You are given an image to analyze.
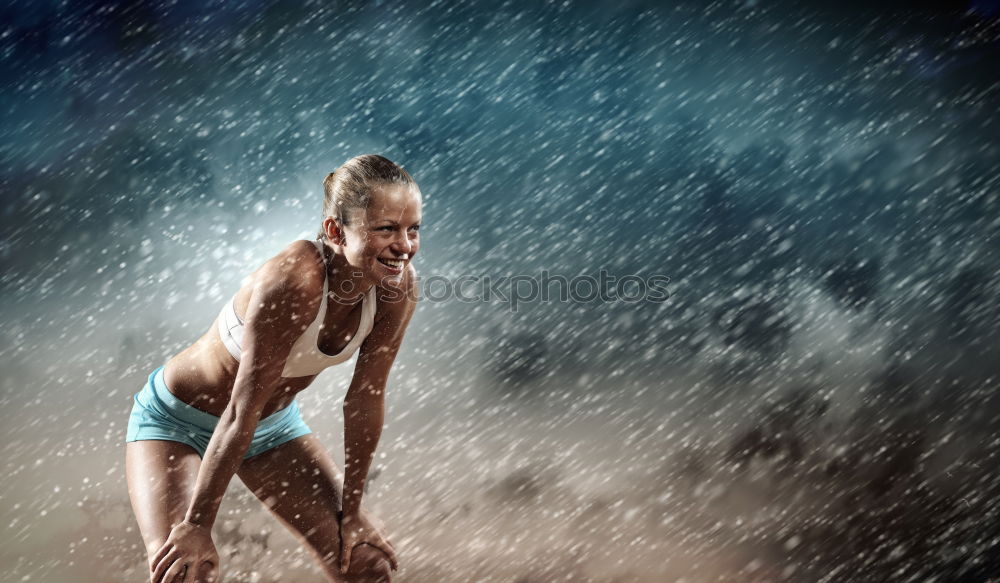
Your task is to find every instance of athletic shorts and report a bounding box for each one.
[125,365,313,459]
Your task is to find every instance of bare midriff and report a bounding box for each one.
[161,318,317,419]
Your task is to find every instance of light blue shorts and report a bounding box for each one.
[126,366,313,460]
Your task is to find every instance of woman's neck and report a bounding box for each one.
[322,241,374,305]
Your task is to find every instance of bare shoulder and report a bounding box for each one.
[255,240,325,293]
[240,240,326,335]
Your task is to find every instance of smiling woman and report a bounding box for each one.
[125,154,421,583]
[319,159,422,302]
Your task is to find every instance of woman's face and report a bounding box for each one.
[341,183,422,286]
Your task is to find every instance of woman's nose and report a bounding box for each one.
[392,233,413,254]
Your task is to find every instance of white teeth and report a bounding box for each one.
[379,258,404,268]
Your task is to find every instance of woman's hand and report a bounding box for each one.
[339,509,399,575]
[150,520,220,583]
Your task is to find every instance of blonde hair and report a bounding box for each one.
[317,154,418,239]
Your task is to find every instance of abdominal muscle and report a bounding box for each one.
[161,317,318,419]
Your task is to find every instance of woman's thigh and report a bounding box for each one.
[125,440,204,559]
[236,433,392,583]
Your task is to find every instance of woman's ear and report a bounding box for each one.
[323,216,347,246]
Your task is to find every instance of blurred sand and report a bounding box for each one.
[3,358,995,582]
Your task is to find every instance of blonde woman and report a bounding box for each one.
[125,154,421,583]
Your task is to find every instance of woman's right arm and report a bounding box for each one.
[185,249,324,528]
[182,365,282,527]
[150,245,323,583]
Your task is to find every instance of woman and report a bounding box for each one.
[125,154,421,583]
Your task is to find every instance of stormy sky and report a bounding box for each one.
[1,1,998,581]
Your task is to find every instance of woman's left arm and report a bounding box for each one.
[341,268,417,518]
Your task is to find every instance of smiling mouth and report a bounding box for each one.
[377,257,405,270]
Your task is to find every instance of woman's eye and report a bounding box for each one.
[376,225,419,232]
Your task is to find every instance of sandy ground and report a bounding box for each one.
[1,381,771,583]
[2,360,995,583]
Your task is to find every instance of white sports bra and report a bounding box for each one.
[216,239,378,378]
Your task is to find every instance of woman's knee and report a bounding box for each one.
[344,544,392,582]
[144,538,166,567]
